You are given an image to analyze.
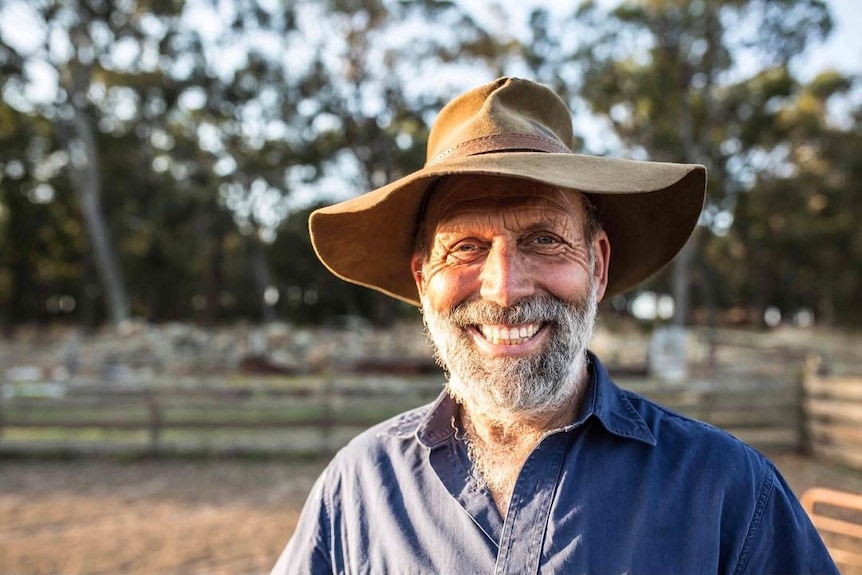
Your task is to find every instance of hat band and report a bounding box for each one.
[427,133,571,166]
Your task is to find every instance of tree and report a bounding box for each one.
[0,0,218,325]
[727,71,862,325]
[0,101,87,330]
[0,0,512,327]
[263,0,510,325]
[530,0,833,325]
[0,0,333,325]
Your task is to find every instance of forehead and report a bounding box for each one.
[424,176,585,229]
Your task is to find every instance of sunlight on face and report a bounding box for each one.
[415,176,605,420]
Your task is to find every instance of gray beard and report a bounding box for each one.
[421,282,598,420]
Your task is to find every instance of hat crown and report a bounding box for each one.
[426,77,575,165]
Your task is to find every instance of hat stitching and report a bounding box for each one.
[429,133,571,166]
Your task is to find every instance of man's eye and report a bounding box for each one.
[525,234,567,253]
[446,241,484,262]
[531,234,561,246]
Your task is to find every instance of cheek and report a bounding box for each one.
[422,266,478,311]
[542,269,588,302]
[541,245,596,301]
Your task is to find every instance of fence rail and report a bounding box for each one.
[803,365,862,470]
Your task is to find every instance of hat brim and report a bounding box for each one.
[309,152,706,306]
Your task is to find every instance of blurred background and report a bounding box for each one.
[1,0,861,573]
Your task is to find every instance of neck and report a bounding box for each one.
[457,370,590,517]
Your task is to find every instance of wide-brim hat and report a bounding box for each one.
[309,77,706,306]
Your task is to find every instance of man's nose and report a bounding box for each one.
[479,242,534,307]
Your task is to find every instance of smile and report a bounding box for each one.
[477,323,542,345]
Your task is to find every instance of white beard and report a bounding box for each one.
[421,280,598,423]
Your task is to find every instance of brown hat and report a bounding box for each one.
[309,77,706,306]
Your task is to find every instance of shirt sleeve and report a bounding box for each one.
[270,468,333,575]
[734,465,839,575]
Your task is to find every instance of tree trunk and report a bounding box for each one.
[195,201,228,327]
[248,236,276,323]
[671,229,700,326]
[64,111,130,326]
[59,23,130,327]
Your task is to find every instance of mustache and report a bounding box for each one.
[444,296,571,327]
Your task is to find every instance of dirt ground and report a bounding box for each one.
[1,452,861,575]
[0,457,325,575]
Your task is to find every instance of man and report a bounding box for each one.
[272,77,837,574]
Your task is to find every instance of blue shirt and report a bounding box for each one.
[272,354,837,574]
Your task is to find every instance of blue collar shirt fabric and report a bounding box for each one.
[271,353,838,575]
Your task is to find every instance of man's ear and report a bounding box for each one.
[593,231,611,303]
[410,253,426,296]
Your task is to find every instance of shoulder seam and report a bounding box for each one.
[734,463,776,574]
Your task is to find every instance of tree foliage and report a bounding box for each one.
[727,72,862,325]
[0,0,859,329]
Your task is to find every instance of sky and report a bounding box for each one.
[456,0,862,81]
[794,0,862,79]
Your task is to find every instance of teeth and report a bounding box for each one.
[479,323,540,345]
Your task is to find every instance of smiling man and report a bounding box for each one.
[271,78,837,574]
[414,176,607,514]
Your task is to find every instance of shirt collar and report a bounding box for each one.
[579,351,656,445]
[383,392,457,448]
[391,352,656,448]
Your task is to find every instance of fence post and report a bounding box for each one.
[147,391,162,455]
[0,378,4,442]
[798,353,820,456]
[320,371,334,454]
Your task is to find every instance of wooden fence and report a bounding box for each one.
[0,371,807,456]
[627,377,801,452]
[2,355,861,463]
[802,360,862,471]
[0,375,443,456]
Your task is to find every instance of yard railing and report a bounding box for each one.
[626,377,801,451]
[802,358,862,471]
[0,375,444,456]
[0,370,807,457]
[3,354,860,464]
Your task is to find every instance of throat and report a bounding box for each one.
[459,410,548,517]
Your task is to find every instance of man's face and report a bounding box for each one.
[411,176,610,419]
